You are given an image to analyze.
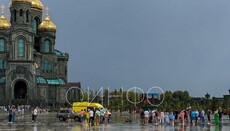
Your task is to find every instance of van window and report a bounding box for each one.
[60,110,65,113]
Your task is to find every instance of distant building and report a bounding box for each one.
[0,0,79,105]
[223,90,230,108]
[140,93,160,106]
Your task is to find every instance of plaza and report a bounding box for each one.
[0,111,229,131]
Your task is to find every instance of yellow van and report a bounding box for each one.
[72,102,112,122]
[72,102,105,113]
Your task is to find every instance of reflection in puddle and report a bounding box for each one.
[0,113,229,131]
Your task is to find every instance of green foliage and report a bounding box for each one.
[70,89,227,111]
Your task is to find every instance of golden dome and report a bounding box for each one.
[0,5,11,29]
[31,0,43,11]
[0,15,11,29]
[38,14,56,32]
[10,0,44,11]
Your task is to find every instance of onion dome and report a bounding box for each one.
[0,5,11,29]
[38,7,56,32]
[31,0,43,11]
[10,0,44,11]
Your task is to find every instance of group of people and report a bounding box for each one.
[140,109,177,126]
[6,105,34,123]
[139,108,225,127]
[4,105,44,124]
[6,105,17,123]
[79,108,110,126]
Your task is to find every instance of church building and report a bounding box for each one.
[0,0,73,105]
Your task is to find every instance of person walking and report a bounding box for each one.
[95,109,100,125]
[140,109,145,124]
[33,107,38,123]
[144,110,149,124]
[83,109,87,124]
[79,110,83,123]
[170,112,175,127]
[89,109,94,126]
[179,110,185,126]
[104,111,109,124]
[100,108,104,123]
[86,110,90,124]
[207,110,211,125]
[160,111,165,125]
[12,106,17,123]
[165,112,170,125]
[195,109,199,125]
[8,106,12,123]
[218,108,222,126]
[200,109,205,125]
[214,110,220,127]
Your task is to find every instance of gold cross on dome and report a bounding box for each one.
[45,6,49,16]
[1,4,5,14]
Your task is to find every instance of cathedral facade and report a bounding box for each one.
[0,0,71,105]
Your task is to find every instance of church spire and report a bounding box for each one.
[1,4,4,15]
[45,6,49,16]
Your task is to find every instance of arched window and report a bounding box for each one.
[44,40,50,53]
[20,9,23,17]
[0,39,5,52]
[0,59,6,69]
[33,19,38,34]
[14,10,17,22]
[17,38,24,57]
[26,10,29,22]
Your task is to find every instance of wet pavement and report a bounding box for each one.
[0,112,229,131]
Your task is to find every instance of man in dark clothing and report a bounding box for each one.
[207,110,211,123]
[218,110,222,119]
[8,107,12,123]
[140,110,145,124]
[218,109,222,122]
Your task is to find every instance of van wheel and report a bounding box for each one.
[59,116,65,121]
[74,116,79,122]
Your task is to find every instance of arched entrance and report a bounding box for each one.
[14,81,27,99]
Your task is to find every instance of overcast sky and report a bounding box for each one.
[2,0,230,97]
